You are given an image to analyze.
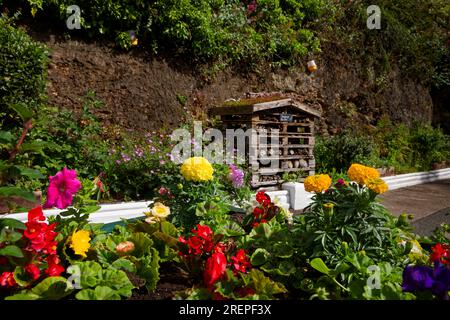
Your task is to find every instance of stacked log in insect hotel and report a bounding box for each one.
[210,97,322,187]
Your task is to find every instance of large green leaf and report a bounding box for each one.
[0,245,24,258]
[250,248,270,266]
[101,269,134,297]
[30,276,72,299]
[0,218,26,230]
[5,292,41,300]
[76,286,121,300]
[0,228,23,243]
[310,258,330,275]
[76,261,103,288]
[111,258,136,273]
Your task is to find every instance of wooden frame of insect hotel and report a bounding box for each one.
[210,97,322,188]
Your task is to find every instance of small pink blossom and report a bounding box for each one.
[43,167,82,209]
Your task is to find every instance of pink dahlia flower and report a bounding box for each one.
[44,167,82,209]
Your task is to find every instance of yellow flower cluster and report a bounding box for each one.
[367,178,389,194]
[304,174,332,193]
[180,157,214,182]
[70,230,91,257]
[347,164,380,185]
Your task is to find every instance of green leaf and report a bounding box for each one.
[80,205,101,215]
[76,286,121,300]
[30,276,72,300]
[101,269,134,297]
[310,258,330,275]
[9,103,33,121]
[272,242,293,258]
[0,187,36,202]
[111,258,136,273]
[76,261,103,288]
[15,166,45,179]
[5,292,41,300]
[13,266,32,287]
[0,218,26,230]
[216,221,246,237]
[0,245,24,258]
[0,131,14,144]
[276,260,296,276]
[250,248,270,266]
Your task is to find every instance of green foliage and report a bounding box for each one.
[372,118,450,172]
[314,131,376,173]
[73,260,134,300]
[23,0,322,70]
[0,16,48,129]
[5,277,73,300]
[94,225,161,293]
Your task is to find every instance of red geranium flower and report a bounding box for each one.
[45,255,64,277]
[25,263,41,280]
[192,224,213,241]
[231,249,252,274]
[430,243,449,265]
[253,207,264,218]
[28,206,46,222]
[204,251,227,288]
[256,191,271,207]
[0,271,17,288]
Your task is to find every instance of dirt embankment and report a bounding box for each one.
[29,30,434,135]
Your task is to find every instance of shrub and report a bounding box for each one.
[0,16,48,129]
[20,0,322,70]
[314,131,376,173]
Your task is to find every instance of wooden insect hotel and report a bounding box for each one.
[210,97,321,188]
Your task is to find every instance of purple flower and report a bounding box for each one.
[431,263,450,298]
[402,264,450,299]
[134,147,144,158]
[229,164,244,188]
[121,153,131,162]
[402,265,434,293]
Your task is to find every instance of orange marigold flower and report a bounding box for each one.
[367,178,389,194]
[304,174,332,193]
[347,164,380,185]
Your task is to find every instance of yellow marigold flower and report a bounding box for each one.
[367,178,389,194]
[304,174,332,193]
[150,202,170,219]
[347,163,380,185]
[70,230,91,257]
[180,157,214,182]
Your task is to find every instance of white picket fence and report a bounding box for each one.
[3,168,450,223]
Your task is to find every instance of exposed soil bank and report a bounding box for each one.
[25,27,435,135]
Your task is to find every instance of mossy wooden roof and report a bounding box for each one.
[210,98,321,118]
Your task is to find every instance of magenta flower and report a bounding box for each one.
[43,167,82,209]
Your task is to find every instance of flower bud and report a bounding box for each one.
[115,241,135,255]
[341,241,349,252]
[323,203,334,219]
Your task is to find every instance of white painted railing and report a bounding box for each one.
[1,201,152,224]
[2,168,449,223]
[382,168,450,190]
